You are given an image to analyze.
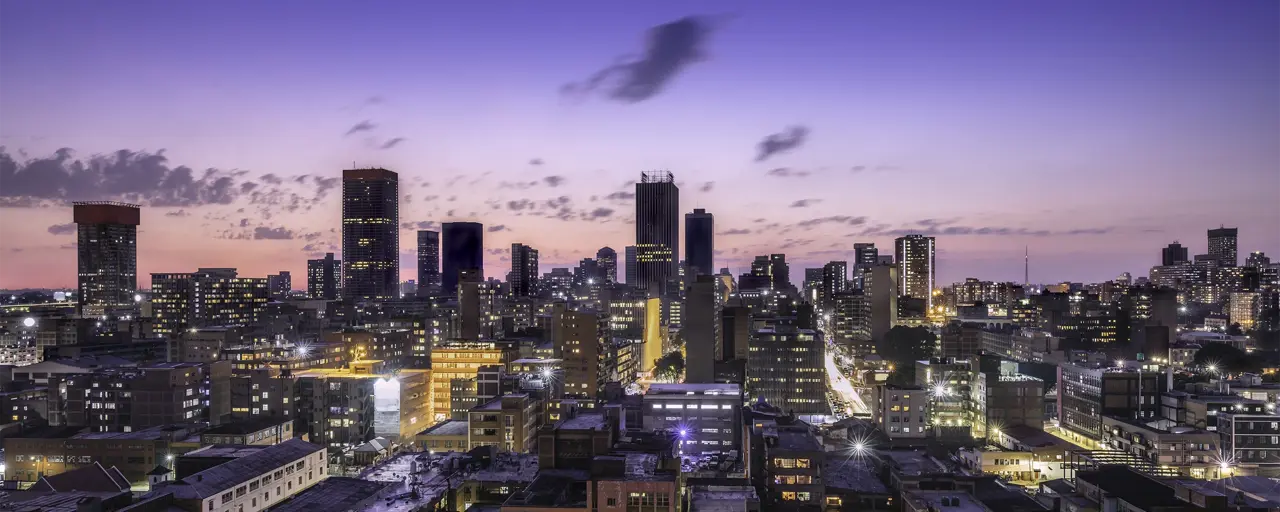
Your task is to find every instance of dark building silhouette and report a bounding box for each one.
[635,171,679,295]
[442,222,484,294]
[596,247,618,284]
[1161,242,1189,267]
[510,243,539,297]
[417,230,440,293]
[684,275,720,383]
[1208,227,1238,267]
[821,261,848,310]
[624,245,638,286]
[307,253,341,300]
[341,168,399,301]
[685,208,714,277]
[73,202,140,315]
[853,243,878,289]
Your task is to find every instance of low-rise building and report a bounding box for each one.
[1100,415,1222,478]
[416,419,470,453]
[872,384,928,442]
[642,383,742,454]
[1217,412,1280,477]
[3,424,203,487]
[763,419,824,511]
[199,416,294,446]
[145,438,327,512]
[468,393,541,452]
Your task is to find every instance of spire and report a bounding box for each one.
[1024,246,1029,288]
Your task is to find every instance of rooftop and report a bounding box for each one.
[269,477,394,512]
[180,444,270,459]
[646,383,741,396]
[73,423,201,441]
[503,471,591,508]
[774,429,822,452]
[1076,466,1185,510]
[876,450,946,476]
[417,419,469,437]
[473,397,505,411]
[902,490,987,512]
[201,416,292,436]
[556,413,609,431]
[165,439,324,499]
[689,485,759,512]
[825,458,889,494]
[467,452,539,483]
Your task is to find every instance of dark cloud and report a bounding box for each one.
[789,198,821,208]
[699,182,714,192]
[260,174,283,185]
[487,225,509,233]
[239,182,259,194]
[381,137,406,149]
[239,218,250,227]
[562,16,714,103]
[0,148,239,207]
[587,207,614,219]
[365,95,385,105]
[605,191,635,201]
[529,158,544,166]
[345,120,376,136]
[543,175,567,187]
[506,199,535,211]
[253,226,294,240]
[766,167,810,178]
[47,223,76,235]
[718,228,751,236]
[755,126,810,162]
[165,209,190,217]
[401,221,439,231]
[795,216,867,228]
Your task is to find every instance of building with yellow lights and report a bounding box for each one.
[294,360,430,458]
[429,341,513,423]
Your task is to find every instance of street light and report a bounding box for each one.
[22,317,35,328]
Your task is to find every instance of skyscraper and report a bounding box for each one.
[267,271,291,299]
[73,202,140,315]
[1209,227,1238,267]
[596,247,618,284]
[895,234,936,309]
[635,171,679,295]
[341,168,399,301]
[853,243,878,290]
[685,208,714,277]
[1161,242,1189,267]
[684,275,720,383]
[307,252,341,300]
[866,264,899,342]
[417,230,441,293]
[441,222,484,294]
[624,245,638,287]
[510,243,539,297]
[821,261,849,310]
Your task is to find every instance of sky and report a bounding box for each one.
[1,1,1277,290]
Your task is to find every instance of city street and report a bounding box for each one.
[826,347,870,416]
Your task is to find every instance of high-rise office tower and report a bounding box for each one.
[821,261,849,310]
[684,275,720,383]
[554,309,604,399]
[635,171,679,295]
[307,253,341,300]
[596,247,618,284]
[866,264,899,342]
[1161,242,1189,267]
[770,254,791,290]
[624,245,638,287]
[895,234,936,308]
[151,268,268,336]
[417,230,441,293]
[510,243,539,297]
[852,243,878,290]
[341,168,399,301]
[441,222,484,294]
[73,202,140,315]
[267,271,291,299]
[1209,227,1238,267]
[685,208,714,277]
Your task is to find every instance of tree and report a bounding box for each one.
[653,351,685,382]
[878,326,938,386]
[1228,323,1245,336]
[1192,342,1258,374]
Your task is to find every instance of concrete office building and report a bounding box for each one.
[555,309,605,399]
[1209,227,1238,267]
[865,264,899,342]
[47,361,232,431]
[151,269,268,337]
[467,393,541,452]
[643,383,741,454]
[341,168,399,301]
[747,324,827,417]
[74,201,140,316]
[510,243,540,298]
[684,275,720,383]
[417,230,441,293]
[874,385,929,441]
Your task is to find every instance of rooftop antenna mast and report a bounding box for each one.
[1024,246,1029,288]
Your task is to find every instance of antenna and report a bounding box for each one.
[1024,246,1029,288]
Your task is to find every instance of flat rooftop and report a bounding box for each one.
[690,485,758,512]
[646,383,741,396]
[903,490,987,512]
[877,450,946,476]
[270,477,393,512]
[775,430,822,452]
[417,420,468,437]
[825,458,889,494]
[168,439,324,499]
[74,424,201,441]
[180,444,271,460]
[556,413,609,431]
[202,416,292,436]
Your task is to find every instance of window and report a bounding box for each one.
[796,458,811,468]
[782,492,797,501]
[774,458,796,468]
[797,492,811,501]
[222,492,233,504]
[607,498,617,507]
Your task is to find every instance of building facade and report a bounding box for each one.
[418,230,441,293]
[635,171,680,295]
[442,222,484,295]
[685,208,714,277]
[74,202,141,316]
[341,168,399,301]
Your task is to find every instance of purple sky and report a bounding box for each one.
[1,1,1277,289]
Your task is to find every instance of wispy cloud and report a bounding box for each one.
[756,125,809,161]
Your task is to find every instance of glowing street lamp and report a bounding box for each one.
[22,317,35,328]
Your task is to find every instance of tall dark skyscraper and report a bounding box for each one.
[1208,227,1238,267]
[442,222,484,294]
[73,202,140,314]
[510,243,539,297]
[596,247,618,284]
[341,168,399,301]
[853,243,878,290]
[895,234,936,309]
[821,261,849,309]
[684,275,720,383]
[624,245,638,287]
[1161,242,1189,267]
[685,208,714,277]
[307,252,341,300]
[635,171,679,295]
[417,230,441,293]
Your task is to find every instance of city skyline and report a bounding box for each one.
[2,1,1278,288]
